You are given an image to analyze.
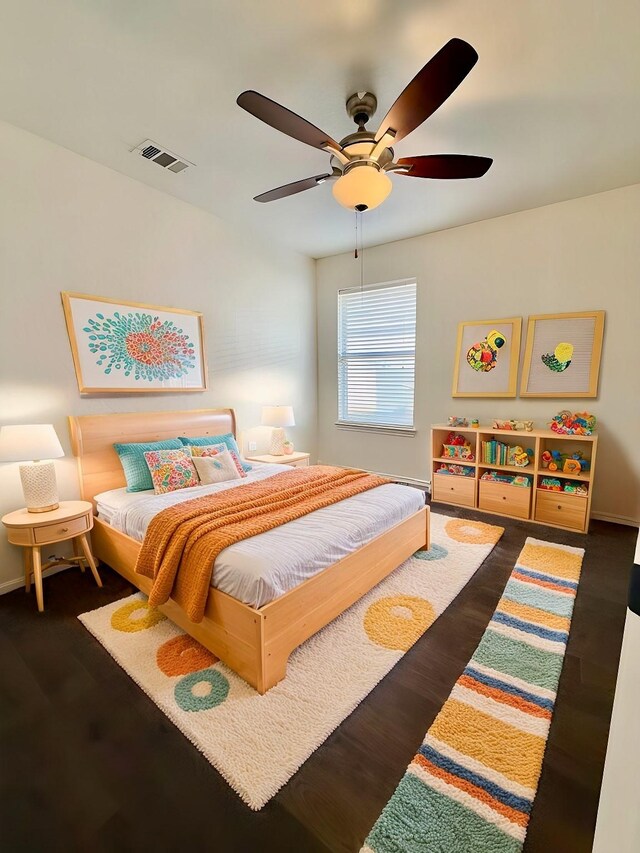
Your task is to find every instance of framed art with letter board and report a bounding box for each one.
[520,311,604,397]
[452,317,521,398]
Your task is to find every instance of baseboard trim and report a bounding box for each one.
[591,512,640,528]
[0,563,72,596]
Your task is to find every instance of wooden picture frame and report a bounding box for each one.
[452,317,521,398]
[61,292,208,395]
[520,311,604,398]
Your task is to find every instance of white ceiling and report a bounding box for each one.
[1,0,639,258]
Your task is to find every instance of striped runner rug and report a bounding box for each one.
[362,536,585,853]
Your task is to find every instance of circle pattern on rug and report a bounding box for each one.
[175,668,230,712]
[415,543,448,561]
[445,518,502,545]
[110,600,166,633]
[157,634,218,677]
[364,595,436,651]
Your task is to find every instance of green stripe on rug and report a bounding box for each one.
[473,630,564,692]
[363,537,584,853]
[365,773,522,853]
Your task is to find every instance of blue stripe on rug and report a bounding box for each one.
[418,744,532,815]
[463,666,555,712]
[514,566,578,590]
[492,611,569,643]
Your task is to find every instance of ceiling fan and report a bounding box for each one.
[237,38,492,213]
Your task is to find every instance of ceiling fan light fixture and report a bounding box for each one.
[332,164,392,212]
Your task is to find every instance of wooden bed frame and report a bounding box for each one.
[69,409,430,693]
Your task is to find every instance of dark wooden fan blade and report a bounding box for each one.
[375,39,478,143]
[397,154,492,179]
[254,174,331,203]
[237,91,340,152]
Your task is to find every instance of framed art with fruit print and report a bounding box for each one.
[520,311,604,397]
[61,292,208,394]
[452,317,521,398]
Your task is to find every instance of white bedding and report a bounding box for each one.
[95,464,425,608]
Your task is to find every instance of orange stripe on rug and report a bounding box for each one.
[458,674,552,720]
[413,754,529,828]
[512,571,574,595]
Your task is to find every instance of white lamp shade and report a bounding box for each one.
[0,424,64,462]
[261,406,295,428]
[332,165,392,211]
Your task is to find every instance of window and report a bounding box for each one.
[338,279,416,429]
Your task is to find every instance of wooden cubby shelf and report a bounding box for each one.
[431,424,598,533]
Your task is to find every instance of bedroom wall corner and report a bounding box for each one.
[316,183,640,526]
[0,119,317,590]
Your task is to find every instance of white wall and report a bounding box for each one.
[0,120,317,590]
[317,184,640,525]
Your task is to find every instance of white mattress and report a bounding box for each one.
[95,464,425,608]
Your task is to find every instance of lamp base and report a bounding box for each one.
[19,461,60,513]
[269,428,286,456]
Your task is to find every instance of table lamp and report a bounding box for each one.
[0,424,65,512]
[261,406,295,456]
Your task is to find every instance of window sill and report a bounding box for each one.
[335,422,417,437]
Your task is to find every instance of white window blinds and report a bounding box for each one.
[338,279,417,428]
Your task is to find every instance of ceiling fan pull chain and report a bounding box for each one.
[359,210,364,293]
[354,208,358,259]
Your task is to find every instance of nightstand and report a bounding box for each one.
[2,500,102,612]
[245,451,311,468]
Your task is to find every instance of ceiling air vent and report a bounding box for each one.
[132,139,194,174]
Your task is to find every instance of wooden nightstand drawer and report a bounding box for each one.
[287,457,309,468]
[33,513,89,544]
[432,473,476,507]
[479,480,531,519]
[535,490,587,531]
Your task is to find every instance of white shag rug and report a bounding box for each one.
[79,512,503,809]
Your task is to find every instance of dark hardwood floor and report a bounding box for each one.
[0,501,634,853]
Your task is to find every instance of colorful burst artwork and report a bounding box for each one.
[466,329,506,372]
[61,293,207,394]
[541,341,573,372]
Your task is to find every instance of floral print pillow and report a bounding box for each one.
[189,443,247,478]
[143,449,199,494]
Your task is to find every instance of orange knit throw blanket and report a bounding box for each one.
[136,465,390,622]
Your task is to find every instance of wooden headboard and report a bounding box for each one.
[69,408,236,507]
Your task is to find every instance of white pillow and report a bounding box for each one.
[191,450,242,485]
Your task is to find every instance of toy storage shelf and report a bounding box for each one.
[430,424,598,533]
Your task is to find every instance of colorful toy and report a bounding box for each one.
[571,450,590,472]
[471,418,479,428]
[507,445,533,467]
[436,463,474,477]
[563,458,582,475]
[448,416,469,427]
[467,329,506,372]
[540,477,562,491]
[492,419,534,432]
[481,470,531,487]
[576,484,589,496]
[541,450,552,469]
[442,432,475,461]
[549,410,597,436]
[563,481,578,493]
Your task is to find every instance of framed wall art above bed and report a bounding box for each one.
[452,317,522,398]
[520,310,605,398]
[61,292,208,394]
